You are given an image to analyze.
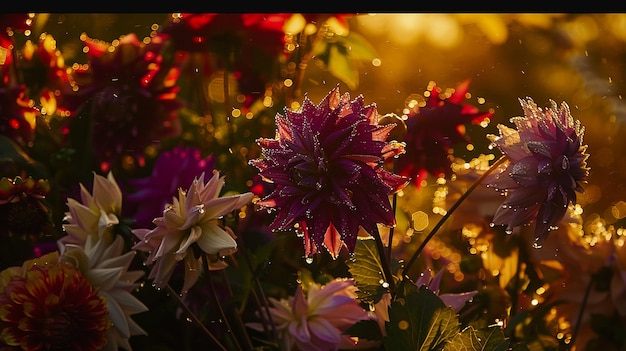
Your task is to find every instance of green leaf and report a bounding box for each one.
[384,286,460,351]
[347,237,388,305]
[442,325,510,351]
[336,31,378,62]
[327,44,359,90]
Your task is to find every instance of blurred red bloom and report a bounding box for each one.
[65,33,182,173]
[0,84,39,148]
[396,79,493,188]
[20,33,73,117]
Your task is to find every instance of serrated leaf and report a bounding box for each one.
[327,44,359,90]
[443,325,510,351]
[384,286,460,351]
[347,238,388,305]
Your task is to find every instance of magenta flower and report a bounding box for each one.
[484,97,590,246]
[125,145,216,229]
[249,86,408,258]
[396,79,493,188]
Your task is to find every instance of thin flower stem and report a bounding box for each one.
[386,158,398,266]
[570,273,596,348]
[220,269,255,351]
[401,155,508,279]
[202,254,244,351]
[373,226,396,292]
[162,284,228,351]
[136,251,228,351]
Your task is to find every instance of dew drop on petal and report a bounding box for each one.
[305,257,314,264]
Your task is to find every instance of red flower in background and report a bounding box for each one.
[0,84,39,148]
[396,79,493,188]
[159,13,291,110]
[65,32,183,173]
[0,14,33,81]
[20,33,73,117]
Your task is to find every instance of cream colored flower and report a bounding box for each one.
[60,233,148,351]
[247,278,370,351]
[132,170,254,293]
[60,171,122,246]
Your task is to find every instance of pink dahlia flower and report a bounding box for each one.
[484,97,590,246]
[249,86,408,258]
[247,278,369,351]
[132,171,254,293]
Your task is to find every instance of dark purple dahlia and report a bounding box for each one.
[396,79,493,188]
[249,86,408,258]
[484,97,590,246]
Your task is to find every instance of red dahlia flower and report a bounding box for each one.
[66,33,182,173]
[20,33,73,117]
[249,86,408,258]
[0,84,39,148]
[396,79,493,188]
[484,97,590,247]
[0,253,109,351]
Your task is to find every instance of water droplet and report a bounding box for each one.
[505,229,513,235]
[305,257,314,264]
[489,222,495,228]
[533,241,543,249]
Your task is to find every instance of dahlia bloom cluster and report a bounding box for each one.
[1,12,617,351]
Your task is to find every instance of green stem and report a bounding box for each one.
[202,254,243,351]
[401,155,507,279]
[569,272,596,348]
[373,226,396,292]
[136,251,228,350]
[386,158,398,266]
[163,284,229,351]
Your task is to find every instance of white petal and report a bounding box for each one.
[196,223,237,255]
